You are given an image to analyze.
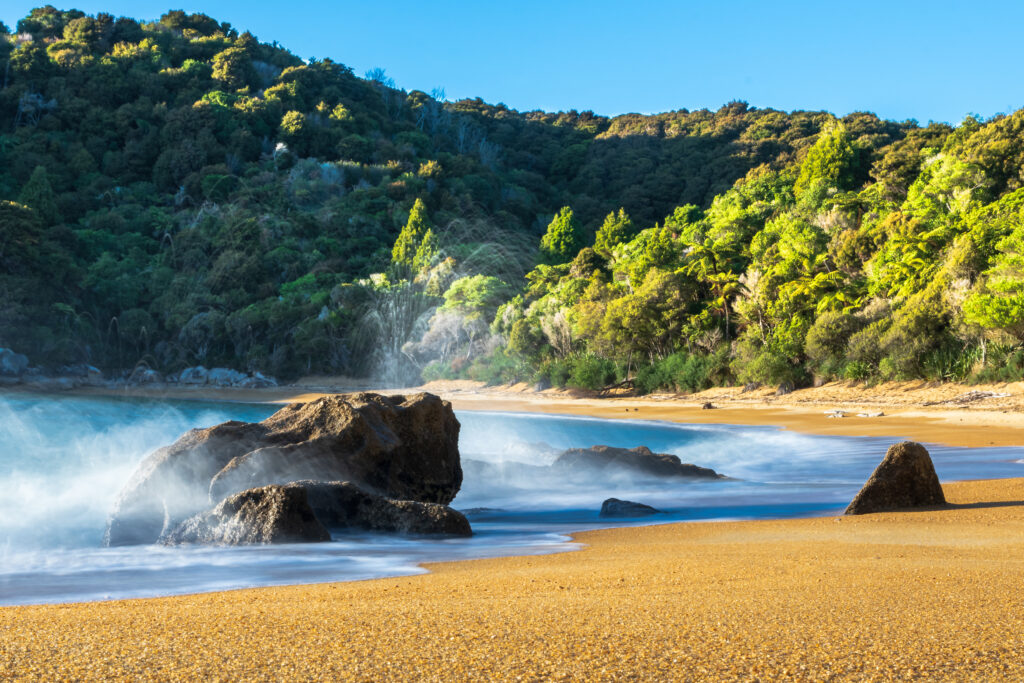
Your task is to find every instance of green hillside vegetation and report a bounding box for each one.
[2,7,1024,390]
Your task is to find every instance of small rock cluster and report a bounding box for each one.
[132,365,278,388]
[0,347,277,392]
[0,347,105,390]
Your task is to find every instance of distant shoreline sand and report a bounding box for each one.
[55,377,1024,448]
[4,477,1024,679]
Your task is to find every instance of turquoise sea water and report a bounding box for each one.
[1,393,1022,605]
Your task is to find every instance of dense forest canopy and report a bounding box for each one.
[2,6,1024,390]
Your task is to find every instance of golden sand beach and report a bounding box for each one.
[3,477,1024,681]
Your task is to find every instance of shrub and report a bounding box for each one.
[742,349,808,386]
[421,360,457,382]
[467,348,525,385]
[921,345,980,382]
[805,311,862,378]
[843,360,872,380]
[969,345,1024,383]
[634,350,725,394]
[567,354,617,390]
[541,358,572,388]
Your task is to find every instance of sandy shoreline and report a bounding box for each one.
[3,477,1024,680]
[52,377,1024,447]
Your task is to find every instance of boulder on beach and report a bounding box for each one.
[553,445,722,480]
[599,498,662,518]
[208,367,248,387]
[62,364,103,385]
[161,484,331,545]
[104,392,463,546]
[177,366,209,385]
[238,371,277,388]
[24,376,76,391]
[296,480,471,536]
[127,366,163,385]
[0,348,29,377]
[845,441,946,515]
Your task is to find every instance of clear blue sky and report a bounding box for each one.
[4,1,1021,124]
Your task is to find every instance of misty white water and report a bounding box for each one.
[1,393,1022,606]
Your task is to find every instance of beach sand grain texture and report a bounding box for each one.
[3,478,1024,681]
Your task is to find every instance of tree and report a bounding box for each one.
[365,67,395,88]
[794,122,857,201]
[0,201,42,273]
[964,223,1024,341]
[593,208,635,259]
[18,166,61,225]
[540,206,583,264]
[212,46,254,91]
[391,198,432,272]
[62,16,102,49]
[413,228,439,273]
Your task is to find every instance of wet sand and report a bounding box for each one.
[3,477,1024,680]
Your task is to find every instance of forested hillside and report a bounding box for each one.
[2,6,1024,390]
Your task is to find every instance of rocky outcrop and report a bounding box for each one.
[295,480,471,536]
[599,498,662,517]
[24,376,77,391]
[845,441,946,515]
[553,445,723,479]
[128,366,163,385]
[168,366,277,388]
[161,485,331,545]
[104,392,462,546]
[0,348,29,377]
[177,366,209,385]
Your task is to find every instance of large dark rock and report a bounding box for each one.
[599,498,662,518]
[553,445,722,479]
[104,392,462,546]
[295,480,471,536]
[845,441,946,515]
[161,485,330,545]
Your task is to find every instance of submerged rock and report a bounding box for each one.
[845,441,946,515]
[295,480,471,536]
[553,445,722,480]
[161,485,330,545]
[599,498,662,518]
[104,392,462,546]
